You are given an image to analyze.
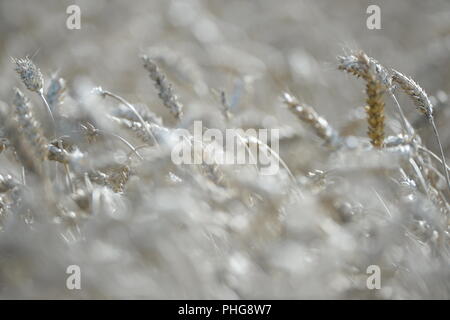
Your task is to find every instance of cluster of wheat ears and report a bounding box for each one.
[0,49,449,298]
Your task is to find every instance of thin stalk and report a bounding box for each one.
[418,145,450,172]
[409,157,429,196]
[372,188,392,218]
[38,90,54,122]
[21,166,26,185]
[101,90,159,147]
[63,163,75,193]
[56,139,74,194]
[100,130,144,160]
[390,90,414,136]
[38,89,56,136]
[79,125,144,160]
[429,118,450,191]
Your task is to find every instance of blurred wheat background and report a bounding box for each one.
[0,0,450,299]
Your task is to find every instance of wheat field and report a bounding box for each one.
[0,0,450,299]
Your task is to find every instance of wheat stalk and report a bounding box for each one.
[79,122,144,160]
[93,86,159,147]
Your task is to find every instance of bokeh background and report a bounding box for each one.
[2,0,450,149]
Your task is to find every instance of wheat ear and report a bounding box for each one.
[391,70,450,190]
[0,101,41,177]
[141,55,184,120]
[282,92,341,147]
[338,51,389,148]
[11,57,55,133]
[12,88,48,161]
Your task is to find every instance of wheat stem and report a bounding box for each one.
[100,130,144,160]
[389,90,414,136]
[38,89,56,135]
[409,157,429,196]
[430,118,450,190]
[96,88,159,147]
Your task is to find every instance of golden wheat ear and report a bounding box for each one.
[338,51,389,149]
[365,76,386,149]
